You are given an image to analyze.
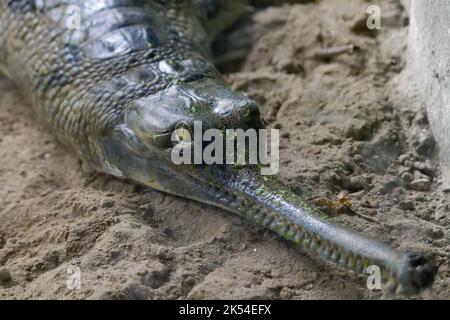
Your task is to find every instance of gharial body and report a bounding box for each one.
[0,0,437,294]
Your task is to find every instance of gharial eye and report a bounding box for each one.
[172,124,193,146]
[150,132,173,148]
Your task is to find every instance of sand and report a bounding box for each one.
[0,0,449,299]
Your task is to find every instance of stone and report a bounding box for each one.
[361,199,379,209]
[434,210,447,221]
[344,119,373,141]
[0,268,11,284]
[410,178,432,191]
[101,199,115,208]
[379,176,402,194]
[428,228,444,239]
[401,172,414,183]
[404,160,414,168]
[398,154,410,164]
[348,176,369,192]
[399,200,415,211]
[414,170,431,181]
[414,161,426,172]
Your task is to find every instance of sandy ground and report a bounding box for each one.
[0,0,449,299]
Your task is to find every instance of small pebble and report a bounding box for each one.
[399,200,414,211]
[344,119,372,141]
[401,172,414,183]
[414,161,426,172]
[414,195,426,202]
[0,268,11,284]
[353,154,363,163]
[404,160,414,168]
[398,154,409,165]
[379,176,401,194]
[398,166,411,176]
[348,176,369,192]
[392,186,405,196]
[429,228,444,240]
[422,161,436,177]
[434,210,447,221]
[414,170,431,181]
[101,199,115,208]
[410,179,432,191]
[361,199,379,209]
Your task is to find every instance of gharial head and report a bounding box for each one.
[100,62,437,297]
[101,71,266,200]
[124,78,264,150]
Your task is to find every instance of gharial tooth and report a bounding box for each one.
[380,267,389,283]
[331,249,341,262]
[395,284,405,295]
[293,231,304,244]
[386,275,397,293]
[347,256,356,269]
[320,246,332,259]
[355,259,363,273]
[302,238,311,249]
[339,254,348,266]
[269,220,284,233]
[284,226,296,240]
[308,238,318,251]
[263,215,273,226]
[254,213,264,224]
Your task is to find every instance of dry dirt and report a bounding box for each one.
[0,0,449,299]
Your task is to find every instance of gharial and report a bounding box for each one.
[0,0,437,295]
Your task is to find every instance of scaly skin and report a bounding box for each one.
[0,0,437,294]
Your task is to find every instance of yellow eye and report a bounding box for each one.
[150,132,172,148]
[173,125,192,145]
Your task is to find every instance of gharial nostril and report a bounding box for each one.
[243,106,260,118]
[241,107,264,129]
[235,99,252,109]
[405,253,437,289]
